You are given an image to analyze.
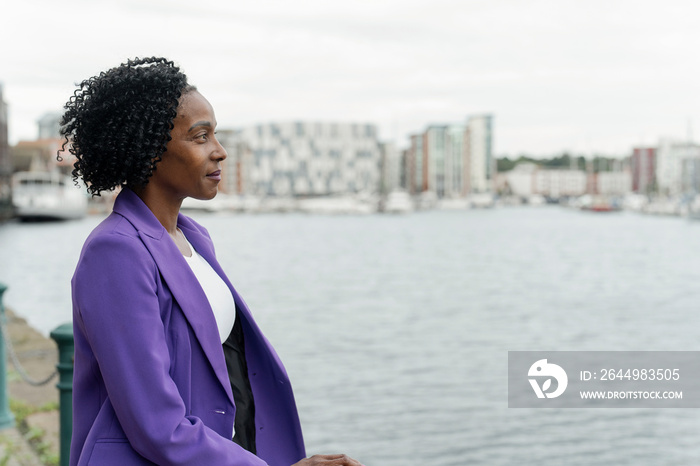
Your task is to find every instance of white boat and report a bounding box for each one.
[383,191,414,214]
[12,171,88,221]
[297,195,376,215]
[527,194,547,206]
[416,191,438,210]
[437,197,470,210]
[468,193,495,208]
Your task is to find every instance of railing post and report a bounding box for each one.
[51,323,73,466]
[0,283,15,429]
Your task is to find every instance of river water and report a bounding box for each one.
[1,206,700,465]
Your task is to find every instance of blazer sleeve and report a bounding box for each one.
[73,231,267,466]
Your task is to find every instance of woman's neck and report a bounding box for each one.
[133,186,183,235]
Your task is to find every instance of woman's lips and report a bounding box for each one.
[206,170,221,181]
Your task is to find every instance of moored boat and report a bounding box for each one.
[383,190,414,214]
[11,171,88,221]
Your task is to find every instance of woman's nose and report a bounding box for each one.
[213,137,227,161]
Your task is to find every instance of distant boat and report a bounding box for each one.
[383,191,414,214]
[416,191,438,210]
[12,171,88,221]
[468,193,495,209]
[527,194,547,206]
[577,195,622,213]
[685,195,700,221]
[297,195,376,215]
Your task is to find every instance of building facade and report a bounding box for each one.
[466,115,493,193]
[446,124,466,197]
[378,141,401,195]
[405,133,425,194]
[421,124,469,197]
[533,169,587,198]
[502,163,537,197]
[404,114,493,198]
[216,128,248,195]
[596,171,632,195]
[631,147,656,194]
[224,122,381,197]
[0,84,11,220]
[424,125,448,196]
[656,139,700,196]
[681,157,700,195]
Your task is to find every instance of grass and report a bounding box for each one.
[9,399,59,466]
[0,435,18,466]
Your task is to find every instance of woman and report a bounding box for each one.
[61,57,362,466]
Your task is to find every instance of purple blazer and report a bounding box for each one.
[70,189,305,465]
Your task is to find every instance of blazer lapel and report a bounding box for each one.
[112,189,234,404]
[178,219,287,376]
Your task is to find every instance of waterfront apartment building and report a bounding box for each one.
[424,126,447,196]
[533,169,587,198]
[500,163,587,198]
[501,163,537,197]
[221,122,381,197]
[596,170,632,195]
[424,124,467,197]
[215,128,248,195]
[631,147,656,194]
[466,115,493,193]
[405,133,424,194]
[422,125,466,197]
[681,157,700,194]
[379,142,401,195]
[656,139,700,196]
[405,114,493,197]
[0,83,11,220]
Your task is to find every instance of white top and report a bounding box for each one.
[182,235,236,344]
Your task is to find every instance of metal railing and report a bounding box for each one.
[0,283,73,466]
[50,324,73,466]
[0,283,15,430]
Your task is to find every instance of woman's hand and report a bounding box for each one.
[292,454,364,466]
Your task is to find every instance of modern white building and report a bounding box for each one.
[503,163,537,196]
[427,124,469,197]
[445,124,466,197]
[406,114,492,197]
[424,125,448,197]
[656,139,700,196]
[680,157,700,194]
[379,141,401,194]
[466,115,493,193]
[596,171,632,195]
[533,169,587,198]
[503,163,587,198]
[223,122,381,197]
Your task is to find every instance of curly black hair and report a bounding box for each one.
[58,57,195,196]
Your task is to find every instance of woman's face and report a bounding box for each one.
[147,90,227,201]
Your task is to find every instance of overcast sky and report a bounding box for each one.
[2,0,699,157]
